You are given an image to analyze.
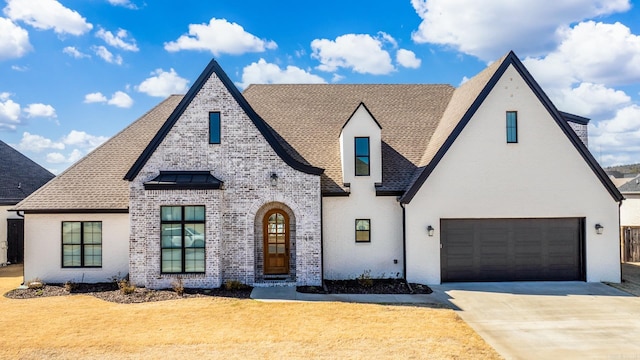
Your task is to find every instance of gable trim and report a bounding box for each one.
[124,59,324,181]
[340,102,383,132]
[19,208,129,214]
[400,51,623,204]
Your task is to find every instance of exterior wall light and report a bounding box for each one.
[427,225,434,237]
[595,223,604,235]
[270,173,278,186]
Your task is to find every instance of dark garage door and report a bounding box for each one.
[441,218,584,282]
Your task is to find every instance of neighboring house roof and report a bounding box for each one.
[124,59,323,181]
[606,170,624,178]
[611,176,632,188]
[14,96,183,213]
[243,83,455,193]
[0,140,54,205]
[619,175,640,194]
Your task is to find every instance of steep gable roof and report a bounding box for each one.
[619,175,640,193]
[399,51,623,203]
[14,96,183,212]
[243,84,455,193]
[0,141,54,205]
[124,59,323,181]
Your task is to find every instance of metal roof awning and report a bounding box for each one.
[144,171,223,190]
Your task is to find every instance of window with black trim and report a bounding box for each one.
[161,206,205,273]
[354,137,370,176]
[62,221,102,268]
[355,219,370,242]
[209,112,221,144]
[506,111,517,143]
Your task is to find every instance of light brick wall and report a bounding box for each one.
[130,71,321,289]
[568,122,588,147]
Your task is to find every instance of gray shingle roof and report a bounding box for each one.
[243,84,455,193]
[619,175,640,193]
[14,95,183,212]
[0,140,54,205]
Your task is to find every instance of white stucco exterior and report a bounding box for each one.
[405,65,621,284]
[23,213,130,283]
[323,182,403,279]
[621,194,640,227]
[0,206,21,266]
[340,104,382,185]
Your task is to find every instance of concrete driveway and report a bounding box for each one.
[431,282,640,359]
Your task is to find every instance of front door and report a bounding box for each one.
[263,209,289,275]
[7,219,24,264]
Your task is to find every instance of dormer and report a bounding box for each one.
[339,103,382,185]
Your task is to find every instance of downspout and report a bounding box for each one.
[619,200,623,280]
[320,193,326,291]
[400,201,407,284]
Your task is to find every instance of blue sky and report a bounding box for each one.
[1,0,640,174]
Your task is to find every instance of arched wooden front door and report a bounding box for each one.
[263,209,289,275]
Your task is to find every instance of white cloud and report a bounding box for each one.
[84,92,107,103]
[92,45,122,65]
[45,152,66,163]
[589,105,640,165]
[96,28,138,51]
[396,49,421,69]
[11,65,28,71]
[524,21,640,89]
[17,131,64,152]
[410,0,630,61]
[137,68,189,97]
[107,0,137,9]
[0,17,31,60]
[554,83,631,118]
[107,91,133,108]
[4,0,93,36]
[164,18,277,56]
[0,92,21,130]
[331,74,345,83]
[24,103,56,118]
[238,59,326,89]
[62,130,107,149]
[311,33,395,75]
[63,46,89,59]
[45,149,83,164]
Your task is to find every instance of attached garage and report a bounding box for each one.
[441,218,585,282]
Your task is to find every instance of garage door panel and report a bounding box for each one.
[441,218,584,282]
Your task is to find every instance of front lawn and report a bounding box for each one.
[0,265,500,359]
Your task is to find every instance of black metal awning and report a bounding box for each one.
[144,171,223,190]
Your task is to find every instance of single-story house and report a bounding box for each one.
[0,140,54,266]
[14,51,622,288]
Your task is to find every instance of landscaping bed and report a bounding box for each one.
[4,281,253,304]
[297,278,432,294]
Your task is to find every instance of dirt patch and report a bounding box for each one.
[4,282,252,303]
[297,279,432,294]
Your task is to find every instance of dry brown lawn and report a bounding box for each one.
[0,265,500,359]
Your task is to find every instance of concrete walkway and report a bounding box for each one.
[432,281,640,360]
[250,286,448,305]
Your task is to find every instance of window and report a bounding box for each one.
[355,219,371,242]
[209,112,221,144]
[506,111,517,143]
[62,221,102,268]
[354,137,370,176]
[161,206,205,273]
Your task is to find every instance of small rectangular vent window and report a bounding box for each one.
[209,112,221,144]
[506,111,518,143]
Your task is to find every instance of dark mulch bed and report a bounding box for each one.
[4,282,253,304]
[297,279,432,295]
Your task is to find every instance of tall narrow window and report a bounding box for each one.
[506,111,518,143]
[209,112,221,144]
[354,137,370,176]
[355,219,371,242]
[161,206,205,273]
[62,221,102,268]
